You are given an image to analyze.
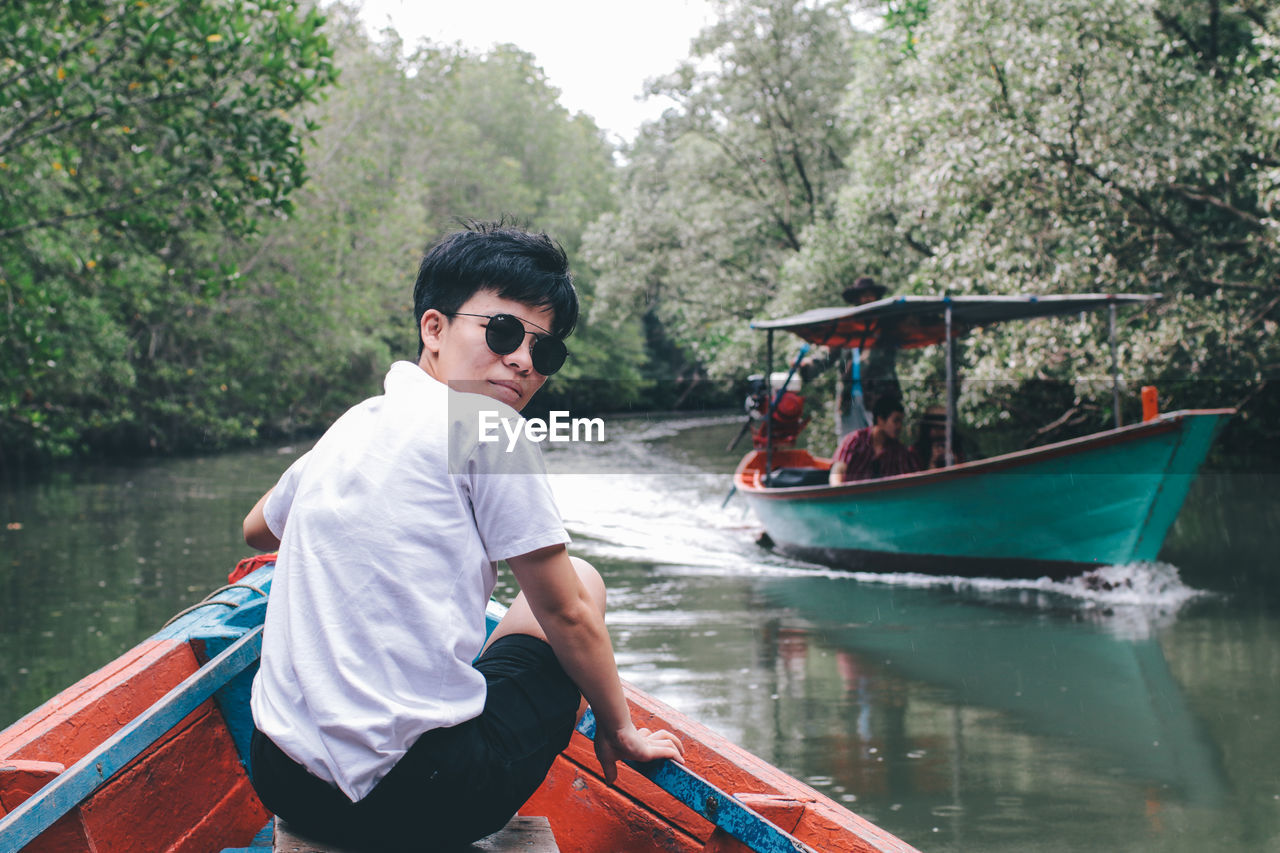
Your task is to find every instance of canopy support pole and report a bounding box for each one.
[765,329,775,484]
[945,302,955,467]
[1109,303,1122,429]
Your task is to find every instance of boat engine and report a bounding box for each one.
[745,373,809,448]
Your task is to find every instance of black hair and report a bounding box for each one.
[412,221,579,356]
[871,394,905,424]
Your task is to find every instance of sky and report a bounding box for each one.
[353,0,719,144]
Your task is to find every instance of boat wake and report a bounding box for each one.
[544,414,1210,635]
[818,561,1206,639]
[836,560,1200,604]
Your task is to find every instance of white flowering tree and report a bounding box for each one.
[794,0,1279,443]
[584,0,863,377]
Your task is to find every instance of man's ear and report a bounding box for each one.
[419,310,446,355]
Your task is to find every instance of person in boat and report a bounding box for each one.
[241,222,684,851]
[800,276,902,436]
[828,395,919,484]
[911,405,967,468]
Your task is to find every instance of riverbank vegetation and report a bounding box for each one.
[587,0,1279,451]
[3,0,1277,471]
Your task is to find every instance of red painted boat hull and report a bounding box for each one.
[0,638,270,851]
[0,564,920,853]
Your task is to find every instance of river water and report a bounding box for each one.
[2,414,1278,853]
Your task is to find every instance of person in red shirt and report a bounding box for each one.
[828,395,919,484]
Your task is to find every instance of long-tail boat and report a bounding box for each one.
[735,294,1233,578]
[0,558,920,853]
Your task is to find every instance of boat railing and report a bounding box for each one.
[574,708,819,853]
[0,625,263,850]
[484,601,822,853]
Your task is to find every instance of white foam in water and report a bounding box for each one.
[552,468,763,569]
[834,562,1210,640]
[841,561,1204,607]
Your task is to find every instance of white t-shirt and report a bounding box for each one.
[250,361,570,802]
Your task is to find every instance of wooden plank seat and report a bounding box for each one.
[273,815,560,852]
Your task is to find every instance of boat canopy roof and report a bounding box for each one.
[749,293,1159,350]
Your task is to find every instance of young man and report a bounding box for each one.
[828,394,918,484]
[241,223,683,850]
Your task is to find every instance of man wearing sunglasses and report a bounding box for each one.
[241,222,683,850]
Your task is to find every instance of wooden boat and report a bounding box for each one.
[736,294,1234,577]
[0,558,920,853]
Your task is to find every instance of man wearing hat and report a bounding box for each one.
[802,276,901,437]
[841,275,886,306]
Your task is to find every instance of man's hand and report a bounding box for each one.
[594,723,685,785]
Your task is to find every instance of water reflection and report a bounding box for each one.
[598,553,1278,852]
[756,575,1227,804]
[3,416,1279,853]
[0,448,288,726]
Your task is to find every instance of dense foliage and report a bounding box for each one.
[587,0,1280,452]
[802,0,1280,446]
[1,2,634,469]
[586,0,863,379]
[4,0,1275,468]
[1,0,336,465]
[218,9,637,441]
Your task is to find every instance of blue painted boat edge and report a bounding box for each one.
[0,562,278,850]
[492,598,816,852]
[0,628,264,851]
[153,563,275,644]
[575,710,818,853]
[187,563,277,769]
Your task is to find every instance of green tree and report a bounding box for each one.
[798,0,1280,444]
[1,1,641,466]
[0,0,335,464]
[585,0,864,381]
[216,11,639,440]
[400,40,645,408]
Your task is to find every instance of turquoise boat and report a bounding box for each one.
[735,294,1233,577]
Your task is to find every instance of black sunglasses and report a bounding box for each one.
[449,312,568,376]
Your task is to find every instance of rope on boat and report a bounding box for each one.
[161,582,267,628]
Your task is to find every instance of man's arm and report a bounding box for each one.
[505,544,683,783]
[243,488,281,551]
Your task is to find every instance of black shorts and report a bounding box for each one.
[249,634,580,851]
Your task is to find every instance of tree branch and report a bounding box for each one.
[0,3,184,155]
[1168,182,1269,230]
[1,85,217,156]
[0,0,131,92]
[1243,290,1280,332]
[1152,10,1216,76]
[0,185,170,239]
